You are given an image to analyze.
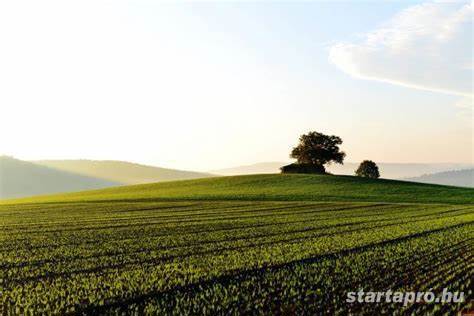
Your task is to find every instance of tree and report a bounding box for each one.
[286,131,345,174]
[355,160,380,179]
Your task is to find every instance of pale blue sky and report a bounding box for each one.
[0,1,471,170]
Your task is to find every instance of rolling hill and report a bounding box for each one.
[211,162,474,180]
[405,169,474,188]
[5,173,473,205]
[0,156,120,199]
[2,171,472,314]
[0,157,214,199]
[35,159,214,184]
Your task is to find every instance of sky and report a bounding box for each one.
[0,0,472,171]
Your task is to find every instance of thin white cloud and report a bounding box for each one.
[329,1,473,98]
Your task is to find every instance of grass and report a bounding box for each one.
[0,200,472,314]
[3,173,473,205]
[1,174,473,314]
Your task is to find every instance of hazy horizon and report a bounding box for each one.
[1,1,472,171]
[2,155,473,174]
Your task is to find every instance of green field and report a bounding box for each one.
[4,174,474,204]
[1,174,473,315]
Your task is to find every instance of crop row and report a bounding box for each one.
[0,201,472,315]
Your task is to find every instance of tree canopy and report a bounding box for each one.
[355,160,380,179]
[287,131,345,174]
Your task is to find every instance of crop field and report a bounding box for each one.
[1,196,473,315]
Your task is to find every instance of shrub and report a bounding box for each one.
[355,160,380,179]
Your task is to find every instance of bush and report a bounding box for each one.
[280,163,326,174]
[355,160,380,179]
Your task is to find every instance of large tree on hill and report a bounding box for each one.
[355,160,380,179]
[288,131,345,174]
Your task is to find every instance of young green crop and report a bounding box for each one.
[0,200,472,315]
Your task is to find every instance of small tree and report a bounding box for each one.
[355,160,380,179]
[286,131,345,174]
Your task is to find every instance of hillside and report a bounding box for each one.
[405,169,474,188]
[35,159,214,184]
[212,161,474,179]
[5,173,473,205]
[0,156,120,199]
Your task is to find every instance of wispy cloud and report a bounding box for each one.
[329,1,472,102]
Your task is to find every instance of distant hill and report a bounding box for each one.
[212,161,474,179]
[0,157,214,199]
[4,173,473,205]
[405,169,474,188]
[327,163,474,179]
[0,156,120,199]
[35,160,214,184]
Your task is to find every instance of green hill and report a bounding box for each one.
[0,156,120,199]
[4,173,473,205]
[2,173,473,314]
[35,159,214,184]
